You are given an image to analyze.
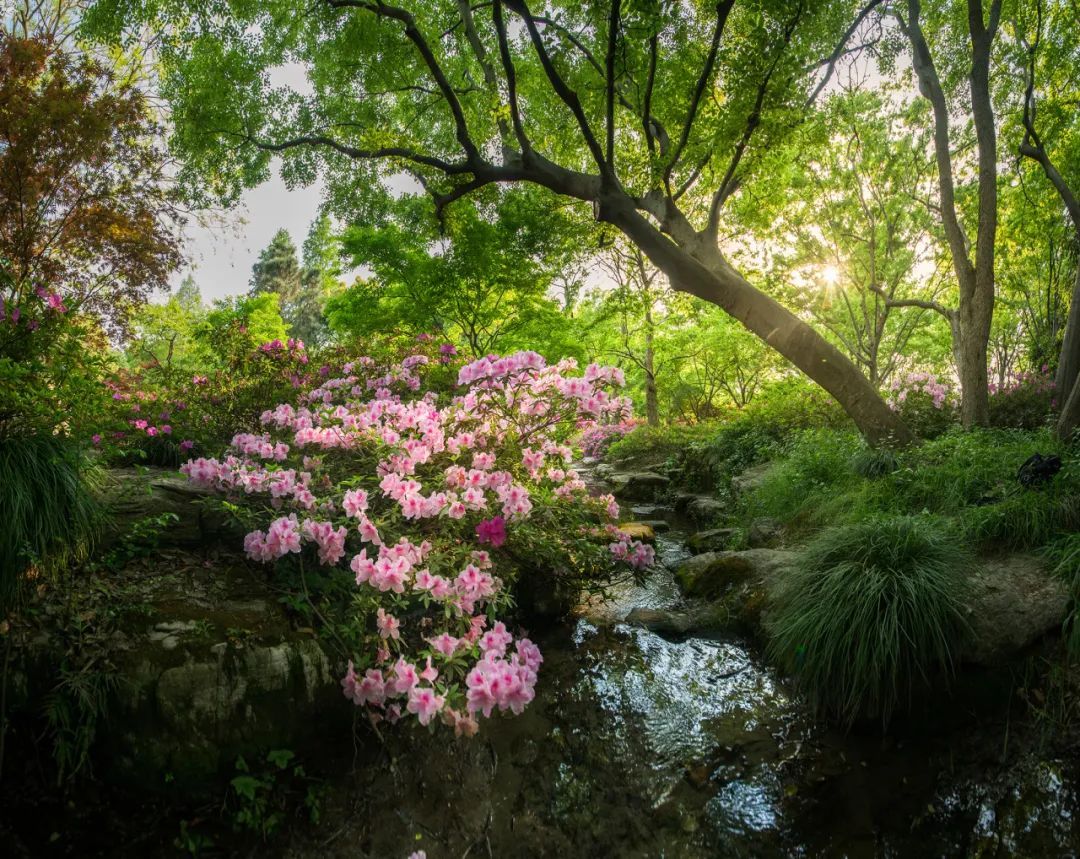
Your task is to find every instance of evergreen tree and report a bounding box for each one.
[249,228,302,304]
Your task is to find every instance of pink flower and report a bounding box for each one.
[475,516,507,548]
[179,439,194,452]
[428,632,460,658]
[376,607,401,640]
[407,686,445,726]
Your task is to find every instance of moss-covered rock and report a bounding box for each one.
[618,522,657,543]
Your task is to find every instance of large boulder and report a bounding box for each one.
[687,528,737,554]
[618,522,657,543]
[686,497,726,524]
[624,607,695,636]
[611,471,671,501]
[99,467,237,550]
[731,463,772,498]
[746,517,782,548]
[962,555,1070,666]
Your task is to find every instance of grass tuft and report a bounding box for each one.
[0,435,103,608]
[766,516,971,725]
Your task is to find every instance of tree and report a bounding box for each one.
[886,0,1003,427]
[0,33,181,333]
[327,189,576,357]
[1015,0,1080,438]
[770,90,943,388]
[250,228,303,303]
[599,241,666,426]
[86,0,913,445]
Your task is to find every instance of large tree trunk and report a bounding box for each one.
[1058,373,1080,441]
[603,197,912,447]
[1056,264,1080,406]
[956,290,994,427]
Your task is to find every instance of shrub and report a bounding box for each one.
[851,446,899,479]
[0,435,102,608]
[988,369,1057,430]
[580,418,641,459]
[886,370,958,439]
[766,516,970,724]
[181,349,652,735]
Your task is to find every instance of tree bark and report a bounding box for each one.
[1055,265,1080,408]
[1057,369,1080,441]
[643,305,659,427]
[902,0,999,428]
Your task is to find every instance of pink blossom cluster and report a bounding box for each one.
[181,348,650,734]
[886,370,957,411]
[988,367,1056,398]
[580,418,642,459]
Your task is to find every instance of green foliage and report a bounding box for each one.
[851,446,900,479]
[42,661,121,783]
[605,422,718,467]
[767,516,971,724]
[228,750,323,839]
[328,189,584,359]
[1044,534,1080,659]
[745,429,865,527]
[741,427,1080,553]
[0,435,102,608]
[686,378,852,491]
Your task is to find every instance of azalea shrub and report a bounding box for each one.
[100,336,313,465]
[885,370,958,440]
[180,348,654,735]
[580,418,641,459]
[0,278,111,439]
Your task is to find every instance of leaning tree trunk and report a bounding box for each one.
[1058,373,1080,441]
[603,198,913,447]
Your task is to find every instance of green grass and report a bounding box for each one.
[0,435,103,608]
[766,516,971,725]
[1044,533,1080,659]
[741,427,1080,551]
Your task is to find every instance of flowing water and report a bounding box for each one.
[286,525,1080,859]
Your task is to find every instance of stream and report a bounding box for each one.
[284,510,1080,858]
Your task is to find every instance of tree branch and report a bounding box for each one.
[326,0,481,162]
[805,0,886,107]
[665,0,735,186]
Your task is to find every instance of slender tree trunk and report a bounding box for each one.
[602,197,913,447]
[643,305,659,427]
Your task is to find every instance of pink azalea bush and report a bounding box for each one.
[580,417,642,459]
[885,370,959,439]
[180,348,654,734]
[101,336,313,465]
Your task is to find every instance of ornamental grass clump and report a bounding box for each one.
[0,435,102,608]
[181,347,653,735]
[766,516,970,725]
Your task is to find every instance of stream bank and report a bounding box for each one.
[3,464,1080,856]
